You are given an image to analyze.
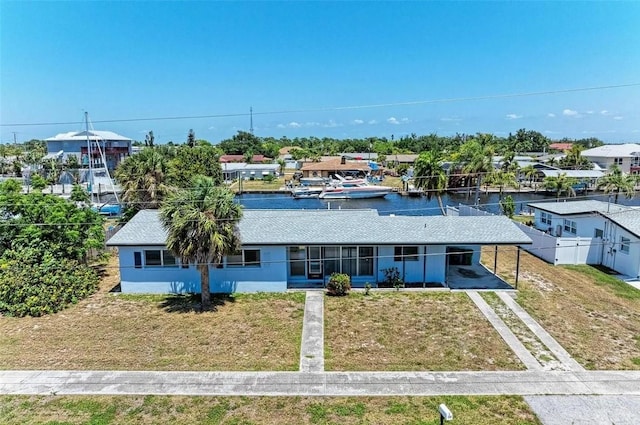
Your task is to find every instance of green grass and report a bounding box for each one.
[563,265,640,300]
[0,395,541,425]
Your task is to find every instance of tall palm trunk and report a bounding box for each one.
[198,263,211,309]
[436,195,446,216]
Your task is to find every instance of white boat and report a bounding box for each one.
[318,175,393,199]
[291,185,324,199]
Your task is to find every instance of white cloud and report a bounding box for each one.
[586,110,595,115]
[208,126,216,130]
[563,109,580,117]
[368,120,378,125]
[400,117,410,123]
[440,117,462,122]
[305,121,320,127]
[600,110,611,116]
[613,116,624,120]
[288,121,301,128]
[505,114,522,120]
[547,113,556,118]
[387,117,400,125]
[323,120,340,128]
[544,130,561,134]
[352,119,364,125]
[276,124,286,129]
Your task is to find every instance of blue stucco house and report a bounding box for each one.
[106,209,532,293]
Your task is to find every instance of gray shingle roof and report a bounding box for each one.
[107,209,532,247]
[603,209,640,238]
[528,200,631,216]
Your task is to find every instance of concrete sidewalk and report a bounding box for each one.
[299,291,324,372]
[468,291,542,370]
[1,370,639,396]
[496,292,585,372]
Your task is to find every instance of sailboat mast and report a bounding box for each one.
[85,111,94,203]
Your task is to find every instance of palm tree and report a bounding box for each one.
[414,151,448,215]
[462,144,495,206]
[521,164,537,188]
[486,169,518,200]
[115,148,171,212]
[597,165,637,204]
[542,173,577,200]
[160,176,243,310]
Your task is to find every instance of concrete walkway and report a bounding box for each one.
[525,395,640,425]
[467,291,542,370]
[299,291,324,372]
[1,370,639,396]
[496,292,585,372]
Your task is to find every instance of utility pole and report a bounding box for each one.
[85,111,94,204]
[249,106,254,134]
[12,132,17,144]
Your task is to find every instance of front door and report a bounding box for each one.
[307,247,323,279]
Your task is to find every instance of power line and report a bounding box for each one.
[2,82,639,127]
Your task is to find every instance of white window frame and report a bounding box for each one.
[540,212,552,225]
[563,219,577,235]
[620,237,630,254]
[142,249,179,268]
[394,246,419,262]
[227,249,261,267]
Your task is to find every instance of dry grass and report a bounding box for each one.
[482,246,640,370]
[0,255,305,371]
[324,292,524,371]
[0,395,541,425]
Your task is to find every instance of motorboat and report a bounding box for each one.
[291,185,324,199]
[318,175,393,199]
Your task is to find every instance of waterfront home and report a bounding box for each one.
[581,144,640,175]
[106,209,532,294]
[519,200,640,279]
[45,130,132,172]
[300,157,371,179]
[220,162,280,181]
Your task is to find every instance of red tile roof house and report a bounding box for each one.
[220,154,272,163]
[549,143,573,151]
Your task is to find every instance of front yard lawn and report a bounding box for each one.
[0,395,541,425]
[483,246,640,370]
[0,256,305,371]
[324,292,524,371]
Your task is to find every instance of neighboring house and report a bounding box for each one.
[106,209,532,294]
[45,130,132,172]
[220,154,271,163]
[518,200,640,279]
[300,157,371,178]
[549,142,573,151]
[535,169,605,190]
[386,154,418,167]
[221,163,280,181]
[581,144,640,175]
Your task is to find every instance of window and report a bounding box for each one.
[143,250,178,267]
[358,247,374,276]
[144,250,162,267]
[288,247,306,276]
[620,237,630,254]
[227,249,261,267]
[614,157,623,165]
[394,246,419,261]
[540,212,552,225]
[134,252,142,269]
[563,219,577,235]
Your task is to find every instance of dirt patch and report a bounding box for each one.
[325,292,523,371]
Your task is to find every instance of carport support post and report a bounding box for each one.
[515,246,521,289]
[493,245,498,275]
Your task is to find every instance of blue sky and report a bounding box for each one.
[1,1,639,144]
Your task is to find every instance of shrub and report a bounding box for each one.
[326,273,351,296]
[0,250,99,317]
[381,267,404,290]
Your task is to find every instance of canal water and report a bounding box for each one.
[237,191,640,216]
